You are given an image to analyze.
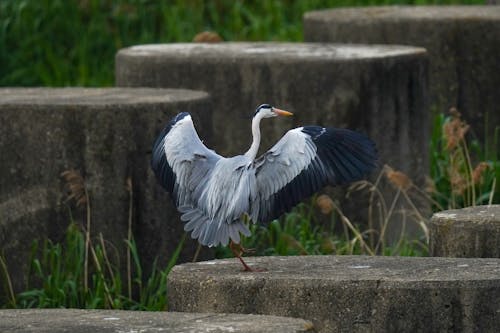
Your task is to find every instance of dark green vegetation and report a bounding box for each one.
[0,0,496,310]
[1,223,183,310]
[0,0,483,86]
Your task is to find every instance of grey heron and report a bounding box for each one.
[151,104,377,271]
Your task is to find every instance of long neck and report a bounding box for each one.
[244,114,262,160]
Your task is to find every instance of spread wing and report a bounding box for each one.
[251,126,378,223]
[151,112,252,247]
[151,112,221,208]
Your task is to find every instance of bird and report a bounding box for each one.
[151,104,378,271]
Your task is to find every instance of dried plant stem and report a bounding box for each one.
[401,190,429,242]
[410,185,444,211]
[368,171,384,247]
[395,211,407,255]
[192,244,202,263]
[88,239,114,307]
[451,145,471,206]
[372,185,388,234]
[332,203,374,256]
[0,254,16,307]
[126,177,133,299]
[375,189,401,254]
[489,178,497,206]
[462,139,476,205]
[341,216,350,246]
[457,150,471,207]
[84,186,91,294]
[60,169,92,293]
[99,233,116,282]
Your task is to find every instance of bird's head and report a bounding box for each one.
[254,104,293,119]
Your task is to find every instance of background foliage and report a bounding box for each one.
[0,0,483,86]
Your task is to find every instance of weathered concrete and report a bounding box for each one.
[0,309,314,333]
[430,205,500,258]
[0,88,212,297]
[304,6,500,143]
[116,43,429,184]
[168,255,500,333]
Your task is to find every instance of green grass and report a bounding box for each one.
[0,0,484,86]
[1,171,184,310]
[216,204,429,259]
[2,222,183,310]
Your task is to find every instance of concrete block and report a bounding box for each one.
[0,88,212,296]
[0,309,314,333]
[304,6,500,143]
[430,205,500,257]
[168,255,500,332]
[115,43,429,186]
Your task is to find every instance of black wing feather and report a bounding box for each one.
[150,112,190,194]
[258,126,377,223]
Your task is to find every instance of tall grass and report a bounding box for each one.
[0,0,484,86]
[430,108,499,209]
[3,223,183,310]
[1,170,184,310]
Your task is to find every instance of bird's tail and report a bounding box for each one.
[179,206,251,247]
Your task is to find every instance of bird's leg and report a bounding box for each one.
[229,241,253,272]
[238,215,255,254]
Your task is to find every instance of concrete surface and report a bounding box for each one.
[0,309,314,333]
[0,88,212,298]
[168,255,500,333]
[304,6,500,144]
[430,205,500,258]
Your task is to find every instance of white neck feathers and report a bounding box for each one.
[244,113,263,160]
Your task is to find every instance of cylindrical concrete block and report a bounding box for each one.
[430,205,500,258]
[304,6,500,143]
[168,255,500,333]
[116,43,429,187]
[0,309,313,333]
[0,88,212,295]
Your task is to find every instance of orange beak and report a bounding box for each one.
[273,108,293,117]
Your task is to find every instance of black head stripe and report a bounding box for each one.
[254,103,272,116]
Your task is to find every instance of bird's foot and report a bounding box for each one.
[237,256,253,272]
[230,241,265,272]
[236,256,266,272]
